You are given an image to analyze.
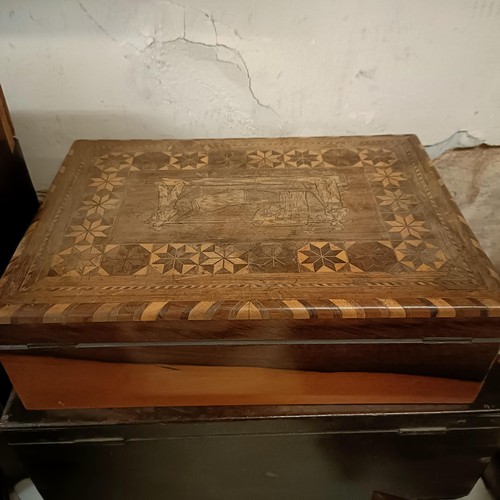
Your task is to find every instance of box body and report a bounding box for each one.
[0,135,499,409]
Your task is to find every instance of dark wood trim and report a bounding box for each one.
[1,318,499,347]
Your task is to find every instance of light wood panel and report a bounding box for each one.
[0,355,481,410]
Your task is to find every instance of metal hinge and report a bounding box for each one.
[397,427,448,435]
[422,337,473,344]
[27,343,76,350]
[11,437,125,446]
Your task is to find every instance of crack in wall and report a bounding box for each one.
[77,1,142,53]
[77,0,277,118]
[165,0,245,40]
[208,15,277,115]
[77,1,119,44]
[146,35,278,116]
[138,0,275,114]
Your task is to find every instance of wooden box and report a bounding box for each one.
[0,135,499,410]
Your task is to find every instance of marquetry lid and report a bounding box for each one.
[1,135,499,324]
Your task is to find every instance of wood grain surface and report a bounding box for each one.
[0,355,481,410]
[0,85,15,153]
[0,135,499,331]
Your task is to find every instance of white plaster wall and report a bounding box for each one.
[1,0,500,188]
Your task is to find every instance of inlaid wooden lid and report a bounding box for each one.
[1,135,499,324]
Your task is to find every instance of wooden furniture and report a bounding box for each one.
[0,85,38,493]
[0,135,499,410]
[2,394,499,500]
[0,85,38,406]
[0,85,38,277]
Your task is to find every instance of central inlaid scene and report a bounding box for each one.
[112,166,385,243]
